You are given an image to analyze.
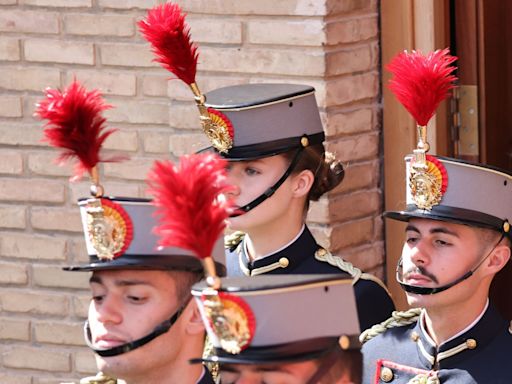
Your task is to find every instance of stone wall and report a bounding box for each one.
[0,0,382,381]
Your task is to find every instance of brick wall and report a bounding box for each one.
[0,0,382,381]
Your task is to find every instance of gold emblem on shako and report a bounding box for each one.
[85,199,133,261]
[409,155,448,210]
[204,108,234,153]
[201,291,255,354]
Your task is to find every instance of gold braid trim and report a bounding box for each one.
[314,248,392,296]
[224,231,245,250]
[203,335,220,383]
[63,372,117,384]
[359,308,422,344]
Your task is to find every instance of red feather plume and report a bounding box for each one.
[35,79,118,180]
[138,3,198,85]
[147,153,234,259]
[387,48,458,126]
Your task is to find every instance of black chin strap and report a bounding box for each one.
[396,234,505,295]
[229,147,304,218]
[84,304,185,357]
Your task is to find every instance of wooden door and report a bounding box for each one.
[451,0,512,320]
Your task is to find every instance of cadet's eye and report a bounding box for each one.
[244,167,260,176]
[406,236,419,245]
[92,295,104,304]
[434,239,450,247]
[127,295,147,303]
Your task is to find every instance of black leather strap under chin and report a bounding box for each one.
[396,234,504,295]
[229,147,304,218]
[84,305,184,357]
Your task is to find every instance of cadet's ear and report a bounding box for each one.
[184,300,205,335]
[486,244,511,275]
[291,169,314,198]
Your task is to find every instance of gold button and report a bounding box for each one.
[380,367,394,382]
[279,257,289,268]
[339,335,350,350]
[410,331,419,342]
[504,221,510,233]
[466,339,477,349]
[301,136,309,147]
[316,248,327,256]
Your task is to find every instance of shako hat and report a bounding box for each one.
[191,274,360,364]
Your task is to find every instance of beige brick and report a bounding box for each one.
[2,346,71,371]
[167,75,248,100]
[330,190,381,222]
[75,349,98,374]
[103,130,138,151]
[330,218,374,250]
[98,0,154,9]
[0,123,45,147]
[0,67,60,92]
[33,264,89,289]
[103,158,154,181]
[1,232,67,260]
[325,108,373,136]
[0,150,22,174]
[0,95,22,117]
[326,46,374,76]
[0,10,59,34]
[143,131,170,154]
[0,0,17,4]
[0,178,65,203]
[0,317,30,341]
[188,18,242,44]
[100,43,156,67]
[169,133,210,157]
[168,103,200,129]
[0,38,20,61]
[326,73,379,106]
[0,262,28,284]
[143,74,170,97]
[72,295,91,318]
[327,17,378,45]
[0,205,26,229]
[21,0,92,6]
[105,100,169,124]
[327,0,374,14]
[0,290,68,315]
[374,215,384,242]
[25,39,94,65]
[31,207,82,233]
[174,0,327,16]
[341,241,384,271]
[248,20,325,46]
[28,152,75,177]
[0,373,32,384]
[200,46,324,76]
[330,160,379,194]
[64,13,134,36]
[34,321,85,346]
[65,70,137,96]
[326,132,379,162]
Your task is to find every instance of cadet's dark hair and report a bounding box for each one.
[283,143,345,203]
[167,270,203,303]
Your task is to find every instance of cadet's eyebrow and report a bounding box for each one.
[89,275,154,287]
[430,227,460,237]
[405,224,420,233]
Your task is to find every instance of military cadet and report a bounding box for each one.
[36,81,225,384]
[192,273,363,384]
[361,49,512,383]
[138,3,395,332]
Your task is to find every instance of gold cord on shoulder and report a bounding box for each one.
[225,231,245,249]
[359,308,422,344]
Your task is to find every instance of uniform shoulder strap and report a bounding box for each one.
[225,231,245,250]
[359,307,422,344]
[314,248,392,295]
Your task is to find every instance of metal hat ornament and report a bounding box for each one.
[147,153,254,354]
[387,48,457,210]
[35,80,130,261]
[138,3,234,153]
